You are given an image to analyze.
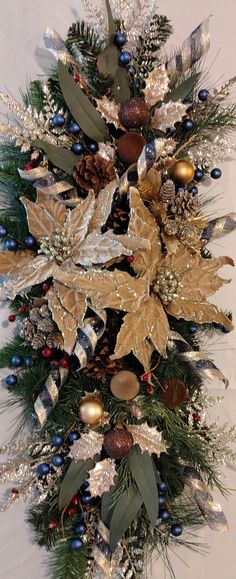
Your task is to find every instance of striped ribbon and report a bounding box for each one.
[201,212,236,243]
[169,331,229,388]
[166,17,210,75]
[18,166,73,199]
[34,367,68,427]
[183,467,228,532]
[44,26,77,65]
[74,311,107,368]
[93,520,111,578]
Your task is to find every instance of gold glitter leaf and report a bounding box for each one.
[47,286,78,353]
[72,231,132,266]
[128,187,162,276]
[88,459,117,498]
[8,256,56,299]
[65,191,95,246]
[70,431,104,461]
[53,281,87,328]
[0,251,34,275]
[37,192,67,227]
[20,196,60,241]
[88,179,119,233]
[127,423,167,456]
[144,65,169,108]
[96,96,123,129]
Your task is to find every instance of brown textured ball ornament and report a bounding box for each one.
[119,98,149,129]
[103,427,134,459]
[169,160,195,185]
[160,379,187,408]
[79,391,104,426]
[117,132,146,164]
[110,370,140,400]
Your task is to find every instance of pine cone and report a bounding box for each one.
[105,206,130,234]
[21,304,63,350]
[20,318,35,341]
[31,333,46,350]
[37,318,55,333]
[47,331,64,350]
[84,332,124,383]
[170,190,198,218]
[73,154,116,197]
[160,179,175,204]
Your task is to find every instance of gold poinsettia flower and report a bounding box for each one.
[0,189,149,353]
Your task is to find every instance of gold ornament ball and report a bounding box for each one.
[110,370,140,400]
[79,398,104,426]
[169,160,195,185]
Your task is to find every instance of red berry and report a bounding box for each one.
[193,412,201,423]
[142,373,149,382]
[71,495,80,505]
[127,255,134,264]
[60,358,69,369]
[73,74,80,83]
[24,162,34,171]
[42,347,53,359]
[48,520,58,529]
[146,384,154,395]
[8,314,16,322]
[18,305,27,314]
[42,282,50,292]
[68,507,77,516]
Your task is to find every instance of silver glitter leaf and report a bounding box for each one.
[88,459,117,497]
[70,430,104,461]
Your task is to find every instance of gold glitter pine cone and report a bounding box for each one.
[73,154,116,197]
[170,189,199,218]
[20,303,63,350]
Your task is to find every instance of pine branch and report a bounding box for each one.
[21,80,45,112]
[133,14,173,73]
[50,541,90,579]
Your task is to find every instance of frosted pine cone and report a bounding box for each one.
[170,190,199,218]
[160,179,175,203]
[21,304,63,350]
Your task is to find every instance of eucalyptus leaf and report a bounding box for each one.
[112,68,131,103]
[101,487,116,527]
[97,45,119,77]
[165,73,200,103]
[106,0,116,42]
[58,61,109,142]
[109,486,143,551]
[59,459,94,511]
[33,140,77,175]
[128,446,158,527]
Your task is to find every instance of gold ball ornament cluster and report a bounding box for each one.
[119,98,149,129]
[169,160,195,185]
[110,370,140,400]
[79,391,104,426]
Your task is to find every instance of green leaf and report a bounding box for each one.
[105,0,116,42]
[165,73,200,103]
[112,68,131,103]
[101,487,116,527]
[59,459,94,511]
[58,61,109,142]
[128,446,158,527]
[33,140,77,175]
[109,486,143,551]
[97,45,119,77]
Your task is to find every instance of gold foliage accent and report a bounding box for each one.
[127,423,167,456]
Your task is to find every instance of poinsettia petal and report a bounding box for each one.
[53,280,87,327]
[6,256,56,298]
[106,230,150,253]
[37,192,67,227]
[72,232,131,266]
[64,190,95,247]
[20,196,59,241]
[166,299,233,330]
[47,285,78,353]
[88,179,119,233]
[128,187,162,277]
[0,250,33,274]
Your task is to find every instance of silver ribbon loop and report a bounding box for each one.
[18,166,73,198]
[166,17,210,75]
[201,212,236,243]
[74,311,107,368]
[44,26,77,65]
[184,467,228,532]
[34,367,68,427]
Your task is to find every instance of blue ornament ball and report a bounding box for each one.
[75,523,86,535]
[198,89,209,102]
[158,495,166,507]
[71,538,83,550]
[190,325,197,334]
[182,118,194,131]
[52,454,64,467]
[221,325,231,334]
[37,463,50,476]
[194,167,203,181]
[87,140,99,154]
[211,167,222,179]
[190,186,198,196]
[24,357,33,367]
[158,482,167,493]
[68,431,80,444]
[118,51,132,66]
[81,491,92,505]
[81,480,90,491]
[160,509,171,523]
[0,225,7,238]
[5,374,18,387]
[11,354,24,367]
[51,434,63,447]
[4,238,18,251]
[171,523,183,537]
[23,234,36,248]
[71,142,84,155]
[114,31,127,47]
[69,122,80,135]
[52,113,65,127]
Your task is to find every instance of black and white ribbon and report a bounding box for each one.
[183,467,228,532]
[34,367,68,427]
[74,311,107,368]
[166,17,210,75]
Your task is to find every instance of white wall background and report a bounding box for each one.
[0,1,236,578]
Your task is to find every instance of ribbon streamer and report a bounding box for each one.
[74,311,107,368]
[183,467,228,532]
[18,166,73,199]
[93,520,111,578]
[169,331,229,388]
[34,367,68,427]
[201,213,236,243]
[166,17,210,75]
[44,26,77,65]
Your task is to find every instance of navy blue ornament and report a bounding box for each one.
[118,51,132,66]
[24,357,33,367]
[194,167,203,181]
[5,374,18,387]
[71,142,84,155]
[211,167,222,179]
[127,65,135,75]
[68,431,80,444]
[69,122,80,135]
[160,509,171,522]
[158,482,167,493]
[0,225,7,238]
[52,454,64,467]
[198,89,209,102]
[37,463,50,476]
[114,31,127,47]
[87,140,99,154]
[81,491,92,505]
[134,80,141,90]
[23,234,36,248]
[182,118,194,131]
[75,523,86,535]
[171,523,183,537]
[190,186,198,196]
[158,495,166,507]
[221,325,231,334]
[52,113,65,127]
[71,538,83,550]
[81,480,90,490]
[4,238,18,251]
[51,434,63,447]
[190,325,197,334]
[11,354,24,367]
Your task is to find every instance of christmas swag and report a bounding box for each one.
[0,1,236,577]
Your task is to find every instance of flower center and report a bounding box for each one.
[153,267,180,305]
[38,228,72,264]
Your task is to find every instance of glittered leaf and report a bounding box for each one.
[47,285,78,353]
[65,191,95,247]
[144,65,169,108]
[70,431,104,461]
[127,423,167,456]
[88,180,119,232]
[59,458,95,511]
[0,251,33,275]
[128,187,162,277]
[20,196,59,240]
[109,486,143,551]
[128,446,158,526]
[37,192,67,226]
[33,140,77,175]
[151,101,187,131]
[88,459,117,497]
[96,97,122,129]
[8,256,56,298]
[53,281,87,327]
[73,231,131,266]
